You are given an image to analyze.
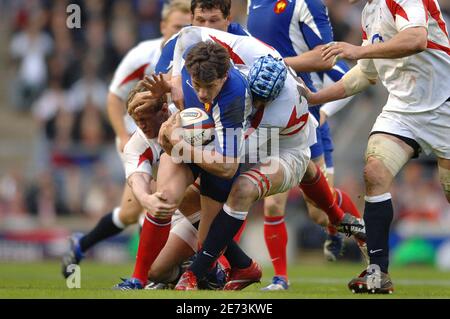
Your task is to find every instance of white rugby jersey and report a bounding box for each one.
[172,26,313,150]
[359,0,450,113]
[109,38,164,134]
[123,128,162,179]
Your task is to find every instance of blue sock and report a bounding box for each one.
[190,208,244,279]
[224,240,252,269]
[79,212,123,252]
[364,196,394,273]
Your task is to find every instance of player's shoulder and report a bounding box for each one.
[227,67,248,92]
[133,38,164,56]
[227,23,250,36]
[218,67,249,105]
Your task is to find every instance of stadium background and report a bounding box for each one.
[0,0,450,281]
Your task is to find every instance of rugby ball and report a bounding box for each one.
[180,107,215,146]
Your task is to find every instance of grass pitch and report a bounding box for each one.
[0,261,449,299]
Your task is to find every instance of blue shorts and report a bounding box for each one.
[309,107,334,168]
[187,163,240,203]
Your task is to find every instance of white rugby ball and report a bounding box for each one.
[180,107,215,146]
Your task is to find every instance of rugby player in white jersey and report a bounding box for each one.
[309,0,450,294]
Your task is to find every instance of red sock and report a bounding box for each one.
[335,188,361,218]
[217,255,230,270]
[233,219,247,243]
[264,216,288,279]
[327,225,338,235]
[300,166,344,225]
[132,213,171,285]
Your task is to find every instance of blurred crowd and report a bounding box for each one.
[0,0,449,235]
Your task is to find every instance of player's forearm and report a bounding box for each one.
[128,172,153,204]
[308,80,347,106]
[285,46,334,72]
[358,27,427,59]
[107,93,129,139]
[177,141,239,179]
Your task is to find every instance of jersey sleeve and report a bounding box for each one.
[109,45,149,101]
[172,27,203,77]
[123,130,158,179]
[155,34,178,74]
[298,0,334,49]
[227,23,251,36]
[385,0,428,32]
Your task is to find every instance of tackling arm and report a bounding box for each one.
[309,63,377,105]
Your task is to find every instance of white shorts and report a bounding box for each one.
[244,146,310,196]
[274,147,311,193]
[372,101,450,159]
[170,211,199,252]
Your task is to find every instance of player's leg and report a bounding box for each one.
[320,126,367,262]
[148,226,197,286]
[437,157,450,203]
[129,153,195,286]
[349,132,414,294]
[262,192,290,289]
[176,160,286,290]
[61,182,144,278]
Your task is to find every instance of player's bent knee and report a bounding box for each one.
[363,157,391,189]
[227,176,259,209]
[365,134,410,178]
[118,207,141,225]
[264,196,287,217]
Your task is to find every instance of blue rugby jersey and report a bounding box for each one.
[248,0,343,92]
[181,66,251,158]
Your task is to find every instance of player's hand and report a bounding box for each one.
[142,74,171,100]
[171,76,184,110]
[163,113,183,144]
[127,89,155,115]
[319,109,328,126]
[141,192,177,218]
[321,41,362,62]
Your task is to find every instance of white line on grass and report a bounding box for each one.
[290,278,450,287]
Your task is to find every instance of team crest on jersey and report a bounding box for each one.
[204,103,211,113]
[274,0,287,14]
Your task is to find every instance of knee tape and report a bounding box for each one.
[239,169,272,200]
[365,135,410,177]
[439,166,450,197]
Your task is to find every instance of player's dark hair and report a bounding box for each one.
[185,41,230,82]
[190,0,231,18]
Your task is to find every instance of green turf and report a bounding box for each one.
[0,261,449,298]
